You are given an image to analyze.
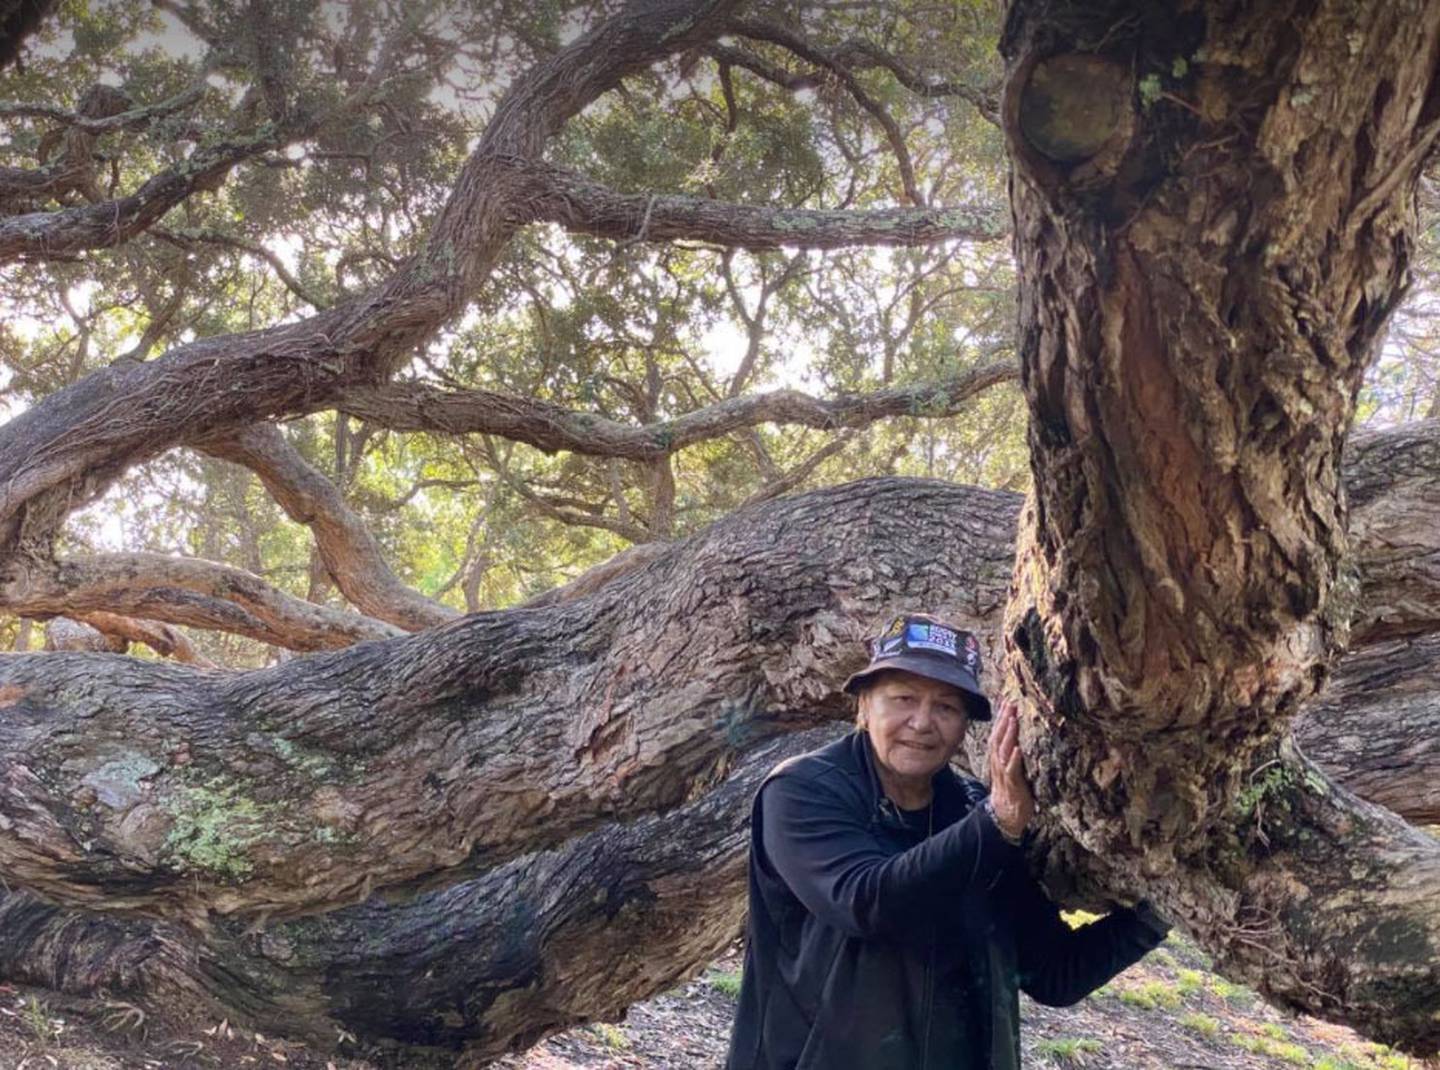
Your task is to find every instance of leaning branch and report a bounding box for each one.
[0,128,290,263]
[196,425,459,631]
[335,360,1020,457]
[1,551,401,650]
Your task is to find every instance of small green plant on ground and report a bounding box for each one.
[1175,968,1206,997]
[1180,1012,1220,1037]
[706,969,743,999]
[1147,947,1176,969]
[1313,1059,1365,1070]
[1208,976,1257,1008]
[21,995,61,1044]
[591,1022,630,1050]
[1116,980,1182,1011]
[1234,1031,1310,1065]
[1034,1036,1103,1064]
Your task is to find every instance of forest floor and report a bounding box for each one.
[0,927,1433,1069]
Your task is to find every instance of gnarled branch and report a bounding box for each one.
[196,425,459,632]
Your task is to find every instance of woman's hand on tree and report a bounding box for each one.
[987,700,1035,841]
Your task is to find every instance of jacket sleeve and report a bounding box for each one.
[1013,877,1171,1007]
[757,771,1023,943]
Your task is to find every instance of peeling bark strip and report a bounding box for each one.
[1000,0,1440,1051]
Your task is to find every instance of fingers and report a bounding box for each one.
[987,700,1020,782]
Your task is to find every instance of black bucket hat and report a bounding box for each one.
[843,613,992,720]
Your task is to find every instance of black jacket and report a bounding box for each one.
[725,730,1167,1070]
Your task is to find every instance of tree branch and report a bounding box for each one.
[195,424,459,631]
[335,361,1021,458]
[61,611,217,666]
[0,80,207,135]
[0,551,401,650]
[0,128,294,263]
[728,17,925,205]
[520,158,1007,248]
[0,0,747,551]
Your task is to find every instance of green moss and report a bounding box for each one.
[162,776,278,880]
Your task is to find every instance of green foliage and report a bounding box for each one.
[1233,1030,1311,1065]
[21,995,60,1045]
[1207,976,1257,1009]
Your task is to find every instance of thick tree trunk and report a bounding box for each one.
[1000,0,1440,1051]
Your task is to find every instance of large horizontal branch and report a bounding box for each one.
[335,361,1020,458]
[0,727,839,1061]
[0,0,745,552]
[0,551,401,650]
[0,466,1436,1057]
[1138,747,1440,1055]
[0,478,1020,921]
[0,415,1437,915]
[519,159,1009,249]
[196,425,459,632]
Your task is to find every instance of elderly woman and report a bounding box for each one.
[725,613,1168,1070]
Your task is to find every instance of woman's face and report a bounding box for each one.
[859,670,970,784]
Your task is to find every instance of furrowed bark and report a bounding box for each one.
[197,425,458,631]
[0,727,839,1064]
[1295,633,1440,825]
[1000,0,1440,1050]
